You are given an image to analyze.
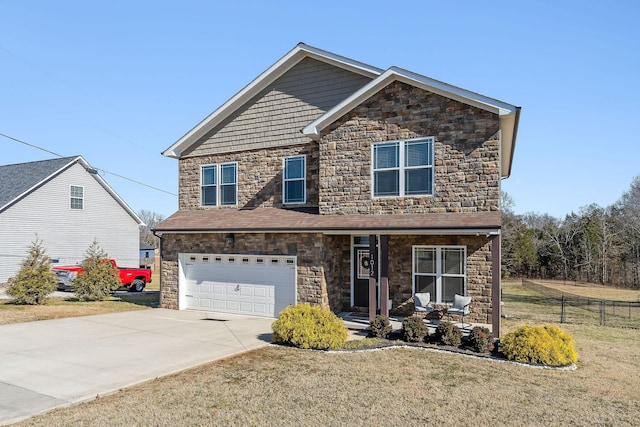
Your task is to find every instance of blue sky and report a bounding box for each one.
[1,1,638,219]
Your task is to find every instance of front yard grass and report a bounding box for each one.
[14,280,640,426]
[0,292,158,325]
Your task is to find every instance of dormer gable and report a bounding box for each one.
[162,43,382,158]
[303,67,520,178]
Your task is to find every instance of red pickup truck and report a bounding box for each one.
[52,259,152,292]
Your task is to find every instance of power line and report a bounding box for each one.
[0,132,177,197]
[0,132,65,158]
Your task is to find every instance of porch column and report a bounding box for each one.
[491,234,501,337]
[368,235,377,321]
[380,235,389,317]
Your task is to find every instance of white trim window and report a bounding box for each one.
[283,155,306,204]
[372,137,434,197]
[201,163,237,206]
[413,246,466,304]
[70,185,84,210]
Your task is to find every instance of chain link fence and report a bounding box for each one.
[521,280,640,328]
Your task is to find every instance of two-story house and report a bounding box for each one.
[0,156,143,283]
[155,43,520,336]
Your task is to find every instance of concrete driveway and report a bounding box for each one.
[0,309,274,425]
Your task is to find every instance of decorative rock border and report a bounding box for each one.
[272,341,578,371]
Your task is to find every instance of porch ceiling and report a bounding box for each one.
[153,208,501,236]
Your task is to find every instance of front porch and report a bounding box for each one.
[338,312,493,340]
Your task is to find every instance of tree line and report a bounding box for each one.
[502,175,640,288]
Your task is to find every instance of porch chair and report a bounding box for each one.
[448,294,472,329]
[413,292,434,316]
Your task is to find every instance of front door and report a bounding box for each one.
[353,247,371,307]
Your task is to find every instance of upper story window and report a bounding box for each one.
[283,155,306,204]
[70,185,84,210]
[372,137,434,197]
[201,163,237,206]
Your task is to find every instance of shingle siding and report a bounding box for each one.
[0,163,140,283]
[183,58,372,156]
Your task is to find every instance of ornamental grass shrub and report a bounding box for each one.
[468,326,494,353]
[402,316,428,342]
[501,324,578,366]
[434,322,462,346]
[271,303,348,350]
[369,315,392,338]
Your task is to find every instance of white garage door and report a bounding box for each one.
[181,253,296,317]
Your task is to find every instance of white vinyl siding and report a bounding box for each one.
[0,163,140,283]
[413,246,466,304]
[70,185,84,210]
[373,137,434,198]
[201,163,237,207]
[283,155,306,204]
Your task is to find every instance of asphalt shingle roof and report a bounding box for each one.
[0,156,79,209]
[154,208,502,233]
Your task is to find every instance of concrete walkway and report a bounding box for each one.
[0,309,274,425]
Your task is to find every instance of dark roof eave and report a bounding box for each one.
[153,225,501,235]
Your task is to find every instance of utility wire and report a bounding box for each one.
[0,132,177,197]
[0,132,66,158]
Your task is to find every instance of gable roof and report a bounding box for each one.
[302,66,521,178]
[0,156,144,224]
[0,156,77,209]
[139,242,155,251]
[161,43,383,158]
[162,44,520,177]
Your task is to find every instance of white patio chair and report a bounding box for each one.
[447,294,472,329]
[413,292,434,315]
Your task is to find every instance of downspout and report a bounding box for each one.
[491,234,502,338]
[152,229,162,308]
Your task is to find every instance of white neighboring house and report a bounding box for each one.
[0,156,144,283]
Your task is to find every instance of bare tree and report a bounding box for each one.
[138,210,165,248]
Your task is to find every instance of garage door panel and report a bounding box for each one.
[240,286,254,297]
[254,287,267,298]
[182,254,296,317]
[253,303,268,314]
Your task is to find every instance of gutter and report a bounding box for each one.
[503,106,522,179]
[152,227,501,236]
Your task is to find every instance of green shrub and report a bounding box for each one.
[369,315,392,338]
[272,304,348,350]
[6,239,56,305]
[501,324,578,366]
[402,316,428,342]
[434,322,462,346]
[72,241,121,301]
[468,326,494,353]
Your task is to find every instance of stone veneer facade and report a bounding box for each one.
[161,80,502,325]
[161,232,342,312]
[178,143,319,210]
[319,81,501,215]
[160,232,493,324]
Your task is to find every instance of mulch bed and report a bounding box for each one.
[321,332,577,370]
